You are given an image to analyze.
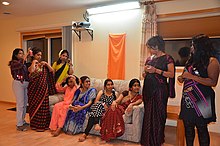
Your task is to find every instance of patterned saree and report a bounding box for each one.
[63,88,97,134]
[28,66,56,130]
[100,94,142,141]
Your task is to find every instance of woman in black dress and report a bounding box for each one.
[178,34,219,146]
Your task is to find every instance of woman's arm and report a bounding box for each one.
[129,99,143,106]
[144,63,175,78]
[41,61,54,73]
[68,60,74,75]
[55,82,67,93]
[94,90,103,104]
[182,58,219,87]
[177,70,185,83]
[28,60,38,73]
[115,94,124,104]
[72,100,93,112]
[155,63,175,78]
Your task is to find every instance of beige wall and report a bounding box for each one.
[73,9,142,79]
[0,0,219,133]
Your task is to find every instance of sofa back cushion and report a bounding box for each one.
[90,78,143,95]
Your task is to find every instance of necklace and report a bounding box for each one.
[128,93,138,103]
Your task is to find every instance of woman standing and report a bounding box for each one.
[28,47,56,132]
[63,76,97,135]
[178,34,219,146]
[9,48,31,131]
[49,50,74,108]
[52,50,74,84]
[141,35,175,146]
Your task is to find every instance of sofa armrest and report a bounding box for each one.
[132,102,144,125]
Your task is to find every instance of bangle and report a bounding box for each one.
[161,70,164,76]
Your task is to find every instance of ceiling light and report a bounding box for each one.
[2,1,10,5]
[87,2,140,15]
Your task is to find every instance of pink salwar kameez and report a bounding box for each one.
[49,84,77,131]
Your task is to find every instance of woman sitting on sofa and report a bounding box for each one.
[78,78,119,142]
[63,76,97,135]
[49,75,79,137]
[100,78,143,141]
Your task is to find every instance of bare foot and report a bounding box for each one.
[52,128,61,137]
[94,124,101,131]
[78,134,87,142]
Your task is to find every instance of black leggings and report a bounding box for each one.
[183,121,210,146]
[84,117,101,135]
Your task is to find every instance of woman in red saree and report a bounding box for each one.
[28,47,56,132]
[100,78,143,141]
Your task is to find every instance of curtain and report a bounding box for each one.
[139,1,157,79]
[108,33,126,80]
[62,26,72,59]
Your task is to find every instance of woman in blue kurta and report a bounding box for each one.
[63,76,97,134]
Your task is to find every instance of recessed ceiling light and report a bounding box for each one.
[2,1,10,6]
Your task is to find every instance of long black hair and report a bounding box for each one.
[186,34,215,69]
[8,48,23,66]
[57,50,69,65]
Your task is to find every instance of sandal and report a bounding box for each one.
[78,134,87,142]
[17,125,27,131]
[52,128,61,137]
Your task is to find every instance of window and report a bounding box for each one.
[21,29,62,65]
[164,37,220,66]
[51,38,62,64]
[27,38,48,62]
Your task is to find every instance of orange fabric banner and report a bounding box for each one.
[108,33,126,80]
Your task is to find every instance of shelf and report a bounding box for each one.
[72,27,93,41]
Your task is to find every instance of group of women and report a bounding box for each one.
[9,33,219,146]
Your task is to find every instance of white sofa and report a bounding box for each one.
[49,78,144,143]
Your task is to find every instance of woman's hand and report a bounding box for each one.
[181,71,195,80]
[126,104,133,114]
[111,101,117,111]
[40,61,47,66]
[103,104,108,111]
[68,59,73,66]
[74,105,83,112]
[68,59,74,75]
[145,65,156,73]
[177,75,185,83]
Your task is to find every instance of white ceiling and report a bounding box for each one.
[0,0,137,19]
